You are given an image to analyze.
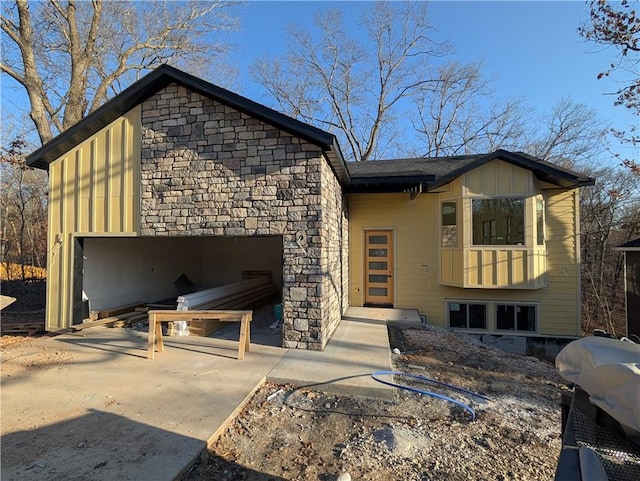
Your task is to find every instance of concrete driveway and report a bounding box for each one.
[1,307,405,481]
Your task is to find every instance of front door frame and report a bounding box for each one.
[363,229,395,307]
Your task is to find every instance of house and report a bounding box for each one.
[616,238,640,339]
[26,65,595,350]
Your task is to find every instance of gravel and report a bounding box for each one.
[183,325,569,480]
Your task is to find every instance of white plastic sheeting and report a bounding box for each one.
[556,336,640,439]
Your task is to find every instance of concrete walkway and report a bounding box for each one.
[0,308,407,481]
[269,307,421,399]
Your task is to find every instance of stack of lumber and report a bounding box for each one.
[178,276,279,337]
[0,297,44,335]
[1,320,44,336]
[73,304,149,331]
[177,277,279,311]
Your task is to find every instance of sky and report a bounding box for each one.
[230,1,637,158]
[1,1,637,160]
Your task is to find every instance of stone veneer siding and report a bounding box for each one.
[319,159,350,341]
[139,83,348,349]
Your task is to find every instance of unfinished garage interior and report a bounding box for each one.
[77,235,283,315]
[27,65,349,350]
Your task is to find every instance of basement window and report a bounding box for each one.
[496,304,537,332]
[447,301,487,330]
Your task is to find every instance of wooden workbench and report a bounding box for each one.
[147,310,252,360]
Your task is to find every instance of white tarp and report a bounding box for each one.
[556,336,640,439]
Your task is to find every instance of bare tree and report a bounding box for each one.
[0,137,48,281]
[1,0,239,144]
[579,0,639,173]
[410,61,529,157]
[579,165,640,335]
[252,3,608,166]
[252,2,450,161]
[526,98,607,166]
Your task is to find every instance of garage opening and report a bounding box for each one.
[73,235,283,346]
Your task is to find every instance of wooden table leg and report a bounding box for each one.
[244,312,251,353]
[156,321,164,353]
[237,314,248,360]
[148,312,156,360]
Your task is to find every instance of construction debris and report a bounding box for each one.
[73,307,149,331]
[0,321,43,336]
[75,274,280,335]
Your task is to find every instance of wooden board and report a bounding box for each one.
[0,295,17,311]
[0,321,44,335]
[73,307,151,331]
[73,316,121,330]
[98,302,143,319]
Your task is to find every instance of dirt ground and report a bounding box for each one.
[1,322,568,481]
[182,325,568,481]
[1,334,73,379]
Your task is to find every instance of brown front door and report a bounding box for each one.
[364,230,394,305]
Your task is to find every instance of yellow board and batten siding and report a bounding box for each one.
[348,159,581,336]
[46,107,141,330]
[540,189,580,336]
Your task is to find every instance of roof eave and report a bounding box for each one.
[345,175,433,193]
[427,150,595,191]
[26,67,173,170]
[326,138,350,184]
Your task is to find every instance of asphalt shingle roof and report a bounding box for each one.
[346,150,595,191]
[347,154,482,178]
